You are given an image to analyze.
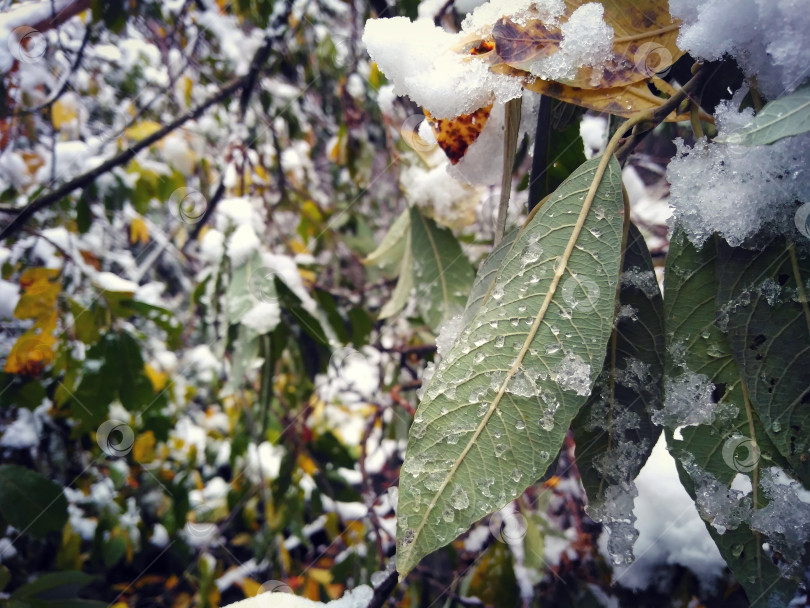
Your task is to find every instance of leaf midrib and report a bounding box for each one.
[418,212,450,309]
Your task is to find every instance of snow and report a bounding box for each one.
[580,115,607,159]
[653,370,718,428]
[222,585,373,608]
[227,224,261,266]
[0,280,20,319]
[610,435,726,591]
[241,300,282,335]
[527,3,614,85]
[750,467,810,571]
[666,99,810,247]
[95,272,139,293]
[670,0,810,99]
[0,407,39,449]
[0,0,74,72]
[245,441,286,483]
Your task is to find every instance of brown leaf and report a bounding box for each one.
[492,17,561,65]
[425,104,493,165]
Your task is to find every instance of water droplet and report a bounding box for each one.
[550,325,560,336]
[450,484,469,509]
[477,403,489,417]
[494,443,507,457]
[495,335,505,348]
[425,472,444,491]
[511,467,523,482]
[492,284,505,300]
[446,433,460,445]
[545,344,561,355]
[732,544,744,557]
[489,320,498,328]
[474,352,485,364]
[442,507,455,522]
[518,305,527,313]
[515,420,526,431]
[539,450,550,461]
[772,420,782,433]
[401,529,415,545]
[510,318,519,327]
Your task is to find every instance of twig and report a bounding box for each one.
[614,64,713,165]
[367,569,398,608]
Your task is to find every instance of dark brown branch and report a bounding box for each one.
[367,569,398,608]
[614,64,714,165]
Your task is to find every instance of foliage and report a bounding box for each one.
[1,0,810,607]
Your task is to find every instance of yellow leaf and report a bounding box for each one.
[494,64,692,121]
[14,267,60,321]
[133,431,156,464]
[130,217,150,245]
[52,99,78,130]
[125,120,162,142]
[4,330,56,376]
[144,364,168,391]
[241,578,263,597]
[308,568,332,586]
[298,454,318,475]
[426,104,492,165]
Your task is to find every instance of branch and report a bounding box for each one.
[367,569,398,608]
[0,28,282,243]
[614,64,714,165]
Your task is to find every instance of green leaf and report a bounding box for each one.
[117,331,156,412]
[571,222,664,565]
[364,208,410,273]
[662,229,797,605]
[719,84,810,146]
[396,155,625,576]
[69,334,119,429]
[378,228,413,320]
[715,236,810,486]
[461,228,519,326]
[0,465,68,538]
[409,208,475,331]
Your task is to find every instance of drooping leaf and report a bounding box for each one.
[396,155,625,576]
[571,222,664,564]
[0,465,68,538]
[409,208,475,331]
[718,84,810,146]
[715,236,810,487]
[426,105,493,165]
[379,233,414,320]
[662,229,798,605]
[363,208,410,271]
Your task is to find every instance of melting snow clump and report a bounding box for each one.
[751,467,810,572]
[553,351,591,396]
[681,454,751,535]
[666,101,810,247]
[653,370,716,428]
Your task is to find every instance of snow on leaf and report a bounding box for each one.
[718,84,810,147]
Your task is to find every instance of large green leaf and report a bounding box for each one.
[662,229,797,605]
[0,465,68,538]
[364,208,410,273]
[396,155,625,576]
[409,208,475,331]
[572,222,664,565]
[715,236,810,487]
[719,84,810,146]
